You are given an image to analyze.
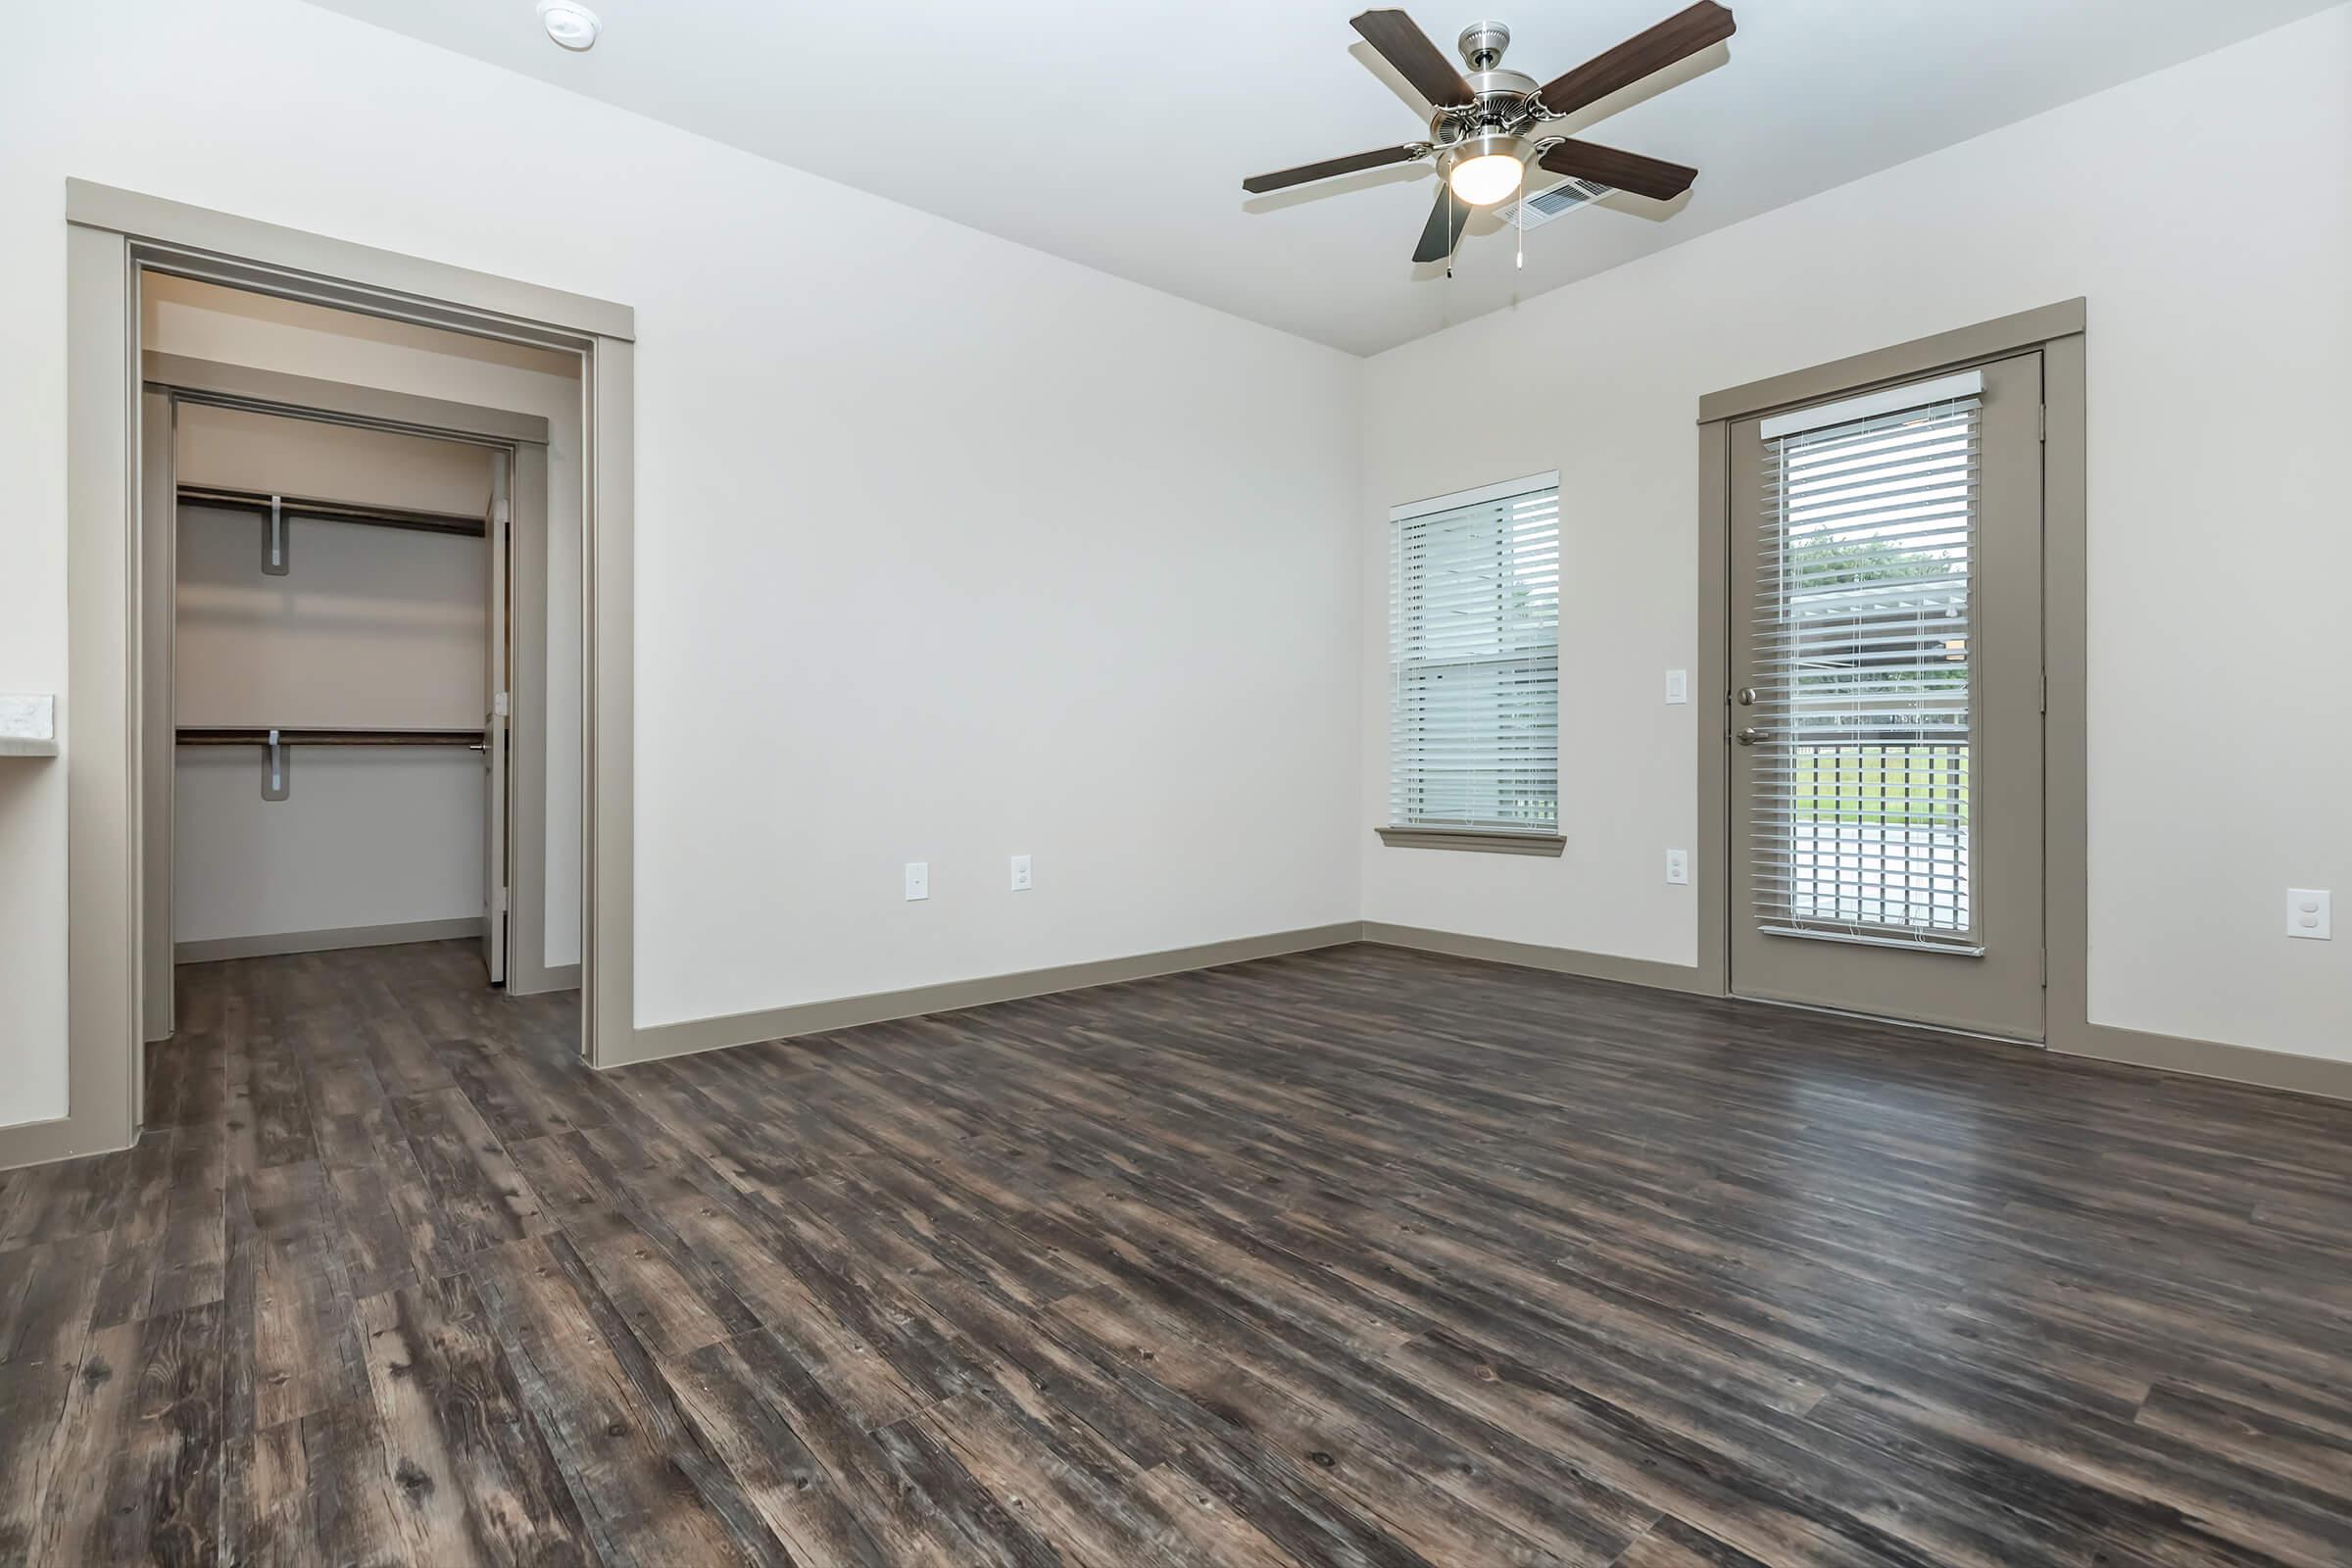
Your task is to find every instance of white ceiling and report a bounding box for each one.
[300,0,2334,356]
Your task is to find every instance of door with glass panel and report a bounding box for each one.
[1730,354,2044,1041]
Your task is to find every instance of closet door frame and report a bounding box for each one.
[39,180,636,1169]
[141,368,566,1002]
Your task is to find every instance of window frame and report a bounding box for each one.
[1379,471,1566,858]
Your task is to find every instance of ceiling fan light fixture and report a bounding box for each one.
[1444,134,1528,207]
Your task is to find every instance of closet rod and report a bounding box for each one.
[176,483,487,538]
[176,726,486,750]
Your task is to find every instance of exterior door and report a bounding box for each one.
[1730,353,2044,1041]
[483,450,511,985]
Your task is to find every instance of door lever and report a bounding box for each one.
[1735,727,1769,747]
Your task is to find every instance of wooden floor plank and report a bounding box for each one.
[40,1300,225,1568]
[5,938,2346,1567]
[355,1270,591,1567]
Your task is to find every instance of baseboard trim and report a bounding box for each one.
[2057,1022,2352,1103]
[615,922,1362,1069]
[174,916,485,965]
[0,1114,119,1174]
[1358,922,1709,995]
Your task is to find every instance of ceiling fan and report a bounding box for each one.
[1243,4,1735,266]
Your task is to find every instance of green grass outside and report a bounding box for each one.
[1786,743,1970,830]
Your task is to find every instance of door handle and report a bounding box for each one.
[1735,727,1769,747]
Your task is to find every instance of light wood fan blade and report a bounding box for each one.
[1535,1,1735,119]
[1538,138,1698,201]
[1412,188,1471,264]
[1351,9,1476,108]
[1243,145,1425,195]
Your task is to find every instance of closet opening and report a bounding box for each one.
[137,272,586,1063]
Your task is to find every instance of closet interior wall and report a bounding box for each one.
[172,405,493,958]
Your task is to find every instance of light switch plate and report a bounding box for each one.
[1009,854,1032,892]
[2286,888,2330,939]
[905,861,929,902]
[1665,669,1689,705]
[1666,849,1690,885]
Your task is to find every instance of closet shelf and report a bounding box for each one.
[177,484,486,538]
[177,726,486,749]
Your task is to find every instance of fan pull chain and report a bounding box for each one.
[1445,182,1455,280]
[1516,184,1524,270]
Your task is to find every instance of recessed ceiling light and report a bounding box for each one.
[536,0,601,51]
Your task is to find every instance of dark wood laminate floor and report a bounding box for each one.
[3,941,2349,1567]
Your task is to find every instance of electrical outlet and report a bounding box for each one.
[1666,849,1690,885]
[2286,888,2330,940]
[1665,669,1689,705]
[1009,854,1033,892]
[904,861,929,902]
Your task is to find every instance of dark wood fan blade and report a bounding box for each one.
[1243,145,1425,195]
[1536,1,1735,118]
[1412,188,1471,264]
[1538,138,1698,201]
[1351,9,1476,108]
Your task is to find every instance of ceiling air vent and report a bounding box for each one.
[1496,177,1612,228]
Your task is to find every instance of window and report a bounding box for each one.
[1386,473,1561,842]
[1753,372,1979,946]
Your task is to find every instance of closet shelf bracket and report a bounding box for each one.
[263,493,288,576]
[264,728,288,801]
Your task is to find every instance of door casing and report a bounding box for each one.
[26,179,636,1174]
[1695,300,2088,1050]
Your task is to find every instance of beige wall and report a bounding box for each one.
[1356,7,2352,1063]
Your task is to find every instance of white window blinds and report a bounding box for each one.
[1753,377,1980,949]
[1390,475,1560,833]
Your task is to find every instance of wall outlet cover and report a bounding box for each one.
[2286,888,2330,939]
[905,861,929,902]
[1010,854,1033,892]
[1666,849,1690,885]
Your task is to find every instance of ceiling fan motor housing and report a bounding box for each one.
[1436,19,1539,158]
[1435,24,1539,192]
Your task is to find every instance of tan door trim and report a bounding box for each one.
[1698,301,2086,1051]
[1696,299,2083,426]
[21,184,636,1172]
[68,179,634,344]
[143,350,551,445]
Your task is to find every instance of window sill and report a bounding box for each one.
[1375,827,1565,858]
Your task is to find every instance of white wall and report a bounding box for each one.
[173,407,489,946]
[0,0,1361,1124]
[149,276,587,969]
[1357,7,2352,1063]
